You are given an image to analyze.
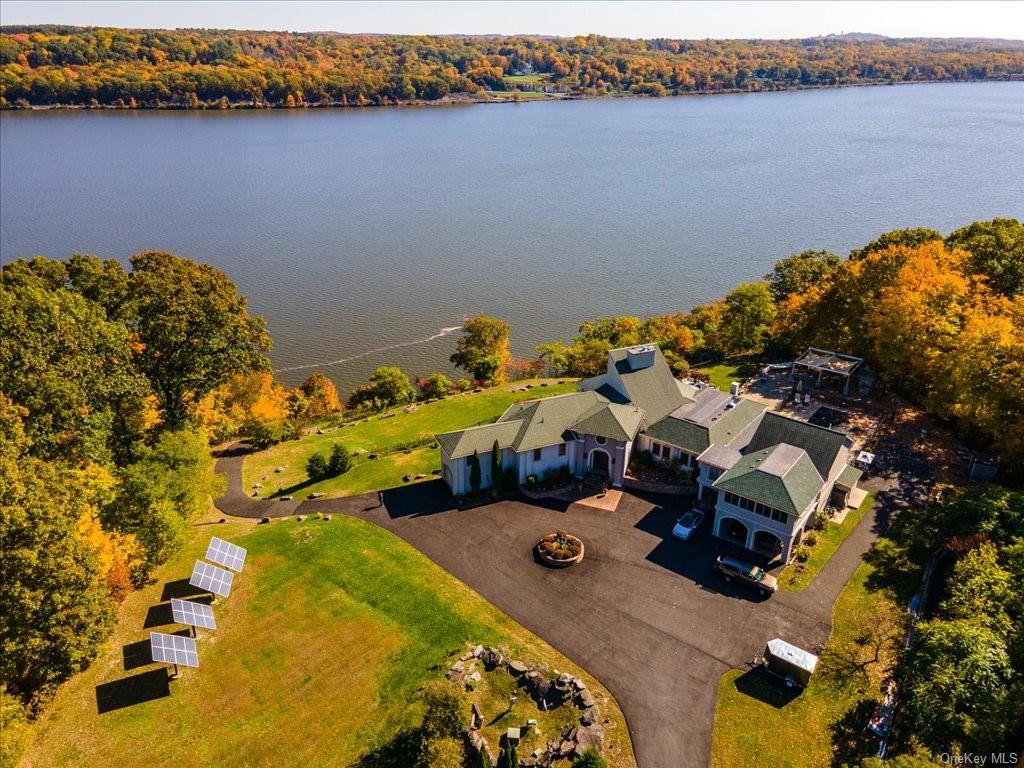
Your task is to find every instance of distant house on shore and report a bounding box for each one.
[435,345,862,563]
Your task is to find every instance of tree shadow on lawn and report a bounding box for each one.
[830,698,882,767]
[95,668,170,714]
[352,728,422,768]
[731,667,801,709]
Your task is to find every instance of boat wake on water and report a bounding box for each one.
[274,325,463,373]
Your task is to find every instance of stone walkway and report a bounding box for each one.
[213,443,920,768]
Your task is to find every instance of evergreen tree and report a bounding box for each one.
[469,450,482,495]
[491,439,502,493]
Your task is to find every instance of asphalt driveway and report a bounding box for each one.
[215,447,898,768]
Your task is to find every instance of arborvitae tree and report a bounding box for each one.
[491,440,502,493]
[469,450,482,495]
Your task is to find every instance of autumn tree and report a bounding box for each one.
[297,371,341,419]
[764,249,841,302]
[104,429,224,573]
[718,282,777,355]
[418,372,455,399]
[945,217,1024,297]
[347,366,416,411]
[128,251,272,427]
[450,315,511,385]
[0,412,117,705]
[848,227,942,260]
[902,619,1012,753]
[0,265,150,463]
[941,542,1013,637]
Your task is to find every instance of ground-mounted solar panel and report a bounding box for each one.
[205,536,247,573]
[150,632,199,668]
[170,598,217,630]
[189,560,234,598]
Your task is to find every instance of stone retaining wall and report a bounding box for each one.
[622,476,697,496]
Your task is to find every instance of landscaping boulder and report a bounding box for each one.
[570,725,605,756]
[577,689,595,709]
[523,671,551,700]
[507,659,529,676]
[580,706,598,726]
[472,644,484,658]
[479,647,503,669]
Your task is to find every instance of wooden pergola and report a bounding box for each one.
[791,347,863,395]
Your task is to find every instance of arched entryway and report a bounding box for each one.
[752,530,783,558]
[717,517,748,547]
[589,448,610,477]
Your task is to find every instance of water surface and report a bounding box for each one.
[2,82,1022,393]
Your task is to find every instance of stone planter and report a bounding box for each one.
[536,532,585,568]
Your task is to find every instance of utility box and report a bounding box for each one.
[763,638,818,688]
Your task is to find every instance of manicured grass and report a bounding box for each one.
[244,379,577,498]
[20,515,636,768]
[779,493,876,592]
[712,560,901,768]
[693,362,757,392]
[501,74,549,84]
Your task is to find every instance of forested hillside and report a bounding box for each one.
[1,26,1023,108]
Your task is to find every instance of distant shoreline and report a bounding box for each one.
[3,76,1020,113]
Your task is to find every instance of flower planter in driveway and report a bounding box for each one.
[536,531,585,567]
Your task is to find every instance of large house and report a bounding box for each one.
[436,345,862,563]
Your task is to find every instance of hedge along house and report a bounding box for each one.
[436,345,862,564]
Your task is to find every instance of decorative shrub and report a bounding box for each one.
[794,545,811,563]
[803,531,818,547]
[305,452,328,479]
[327,444,351,475]
[502,467,518,490]
[525,475,537,488]
[574,749,607,768]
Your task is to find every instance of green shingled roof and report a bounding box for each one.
[744,411,849,477]
[714,444,824,516]
[571,401,645,442]
[435,420,524,460]
[607,347,691,424]
[498,391,607,451]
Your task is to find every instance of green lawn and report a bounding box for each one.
[244,379,577,499]
[501,74,549,84]
[20,515,636,768]
[693,361,758,392]
[712,560,902,768]
[779,493,876,592]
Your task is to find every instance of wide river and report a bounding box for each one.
[2,82,1022,394]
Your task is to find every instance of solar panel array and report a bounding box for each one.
[170,598,217,630]
[205,537,247,572]
[189,560,234,598]
[150,632,199,668]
